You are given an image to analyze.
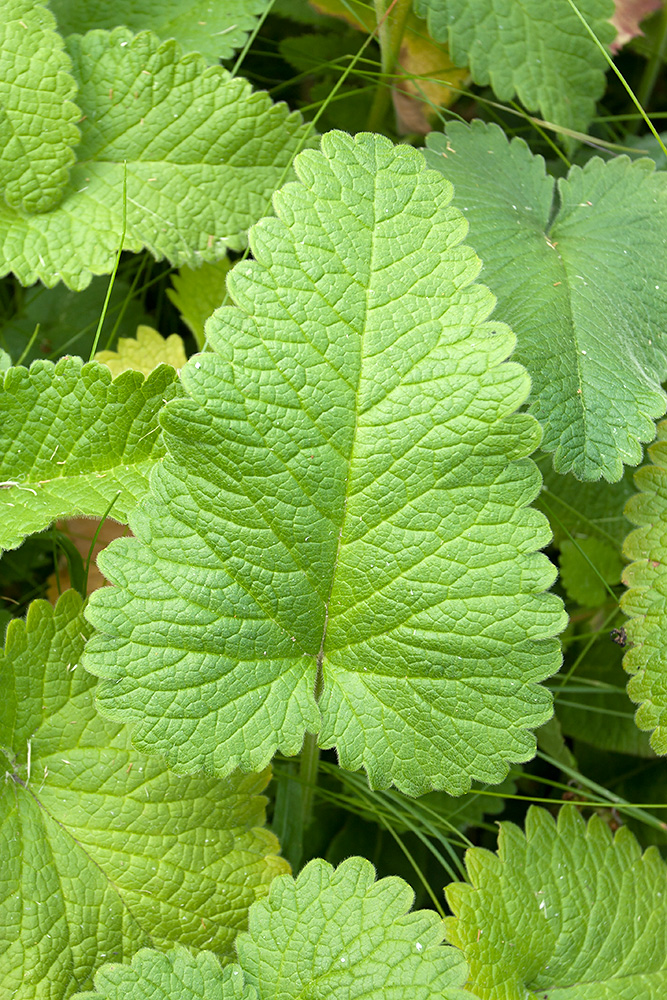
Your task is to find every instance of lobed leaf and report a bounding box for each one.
[414,0,615,137]
[167,259,233,350]
[51,0,270,63]
[84,131,565,796]
[445,804,667,999]
[0,591,288,999]
[75,858,475,999]
[621,421,667,754]
[0,358,181,553]
[0,27,310,290]
[0,0,80,213]
[95,325,187,376]
[425,121,667,482]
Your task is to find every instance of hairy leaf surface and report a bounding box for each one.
[0,358,181,553]
[425,122,667,481]
[95,325,187,376]
[0,28,309,290]
[622,421,667,754]
[51,0,269,63]
[75,859,475,999]
[414,0,614,136]
[0,0,80,213]
[0,591,288,999]
[84,131,564,795]
[445,805,667,998]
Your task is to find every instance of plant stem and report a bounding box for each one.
[299,730,320,831]
[634,2,667,129]
[366,0,413,133]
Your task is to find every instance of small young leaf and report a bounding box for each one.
[0,0,81,213]
[0,591,288,998]
[0,28,310,290]
[84,131,565,796]
[445,804,667,998]
[414,0,615,137]
[621,420,667,754]
[0,358,181,553]
[558,537,622,607]
[51,0,269,63]
[71,948,247,1000]
[167,259,233,350]
[425,121,667,482]
[95,325,187,376]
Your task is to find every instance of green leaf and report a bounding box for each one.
[424,121,667,482]
[414,0,615,136]
[0,27,310,290]
[445,804,667,999]
[558,537,622,607]
[0,591,288,998]
[0,276,152,365]
[74,858,475,999]
[71,948,252,1000]
[84,130,565,795]
[51,0,269,63]
[167,259,233,350]
[0,358,181,553]
[621,420,667,755]
[0,0,80,213]
[95,325,187,376]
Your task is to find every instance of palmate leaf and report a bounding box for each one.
[444,805,667,999]
[0,591,288,999]
[95,325,187,376]
[0,358,181,554]
[51,0,269,63]
[414,0,615,137]
[621,420,667,754]
[0,27,310,291]
[0,0,80,213]
[424,121,667,482]
[73,858,475,1000]
[84,131,565,796]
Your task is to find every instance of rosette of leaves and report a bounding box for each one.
[0,590,288,998]
[0,26,310,289]
[622,420,667,754]
[84,130,565,796]
[444,805,667,998]
[72,857,475,999]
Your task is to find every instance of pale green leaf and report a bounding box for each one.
[558,537,622,607]
[621,420,667,754]
[73,858,474,998]
[445,804,667,999]
[414,0,615,136]
[0,0,80,213]
[424,121,667,482]
[167,259,233,350]
[72,948,253,1000]
[51,0,269,63]
[0,591,288,999]
[84,131,565,796]
[95,325,187,376]
[0,27,310,290]
[0,358,181,553]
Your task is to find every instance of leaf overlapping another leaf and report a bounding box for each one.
[0,0,81,213]
[84,130,565,796]
[622,421,667,754]
[0,591,288,999]
[445,804,667,999]
[51,0,269,63]
[0,357,181,553]
[425,121,667,482]
[0,27,311,290]
[414,0,615,137]
[73,858,475,1000]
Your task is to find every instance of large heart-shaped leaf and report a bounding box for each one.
[424,121,667,482]
[0,591,287,998]
[84,131,565,796]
